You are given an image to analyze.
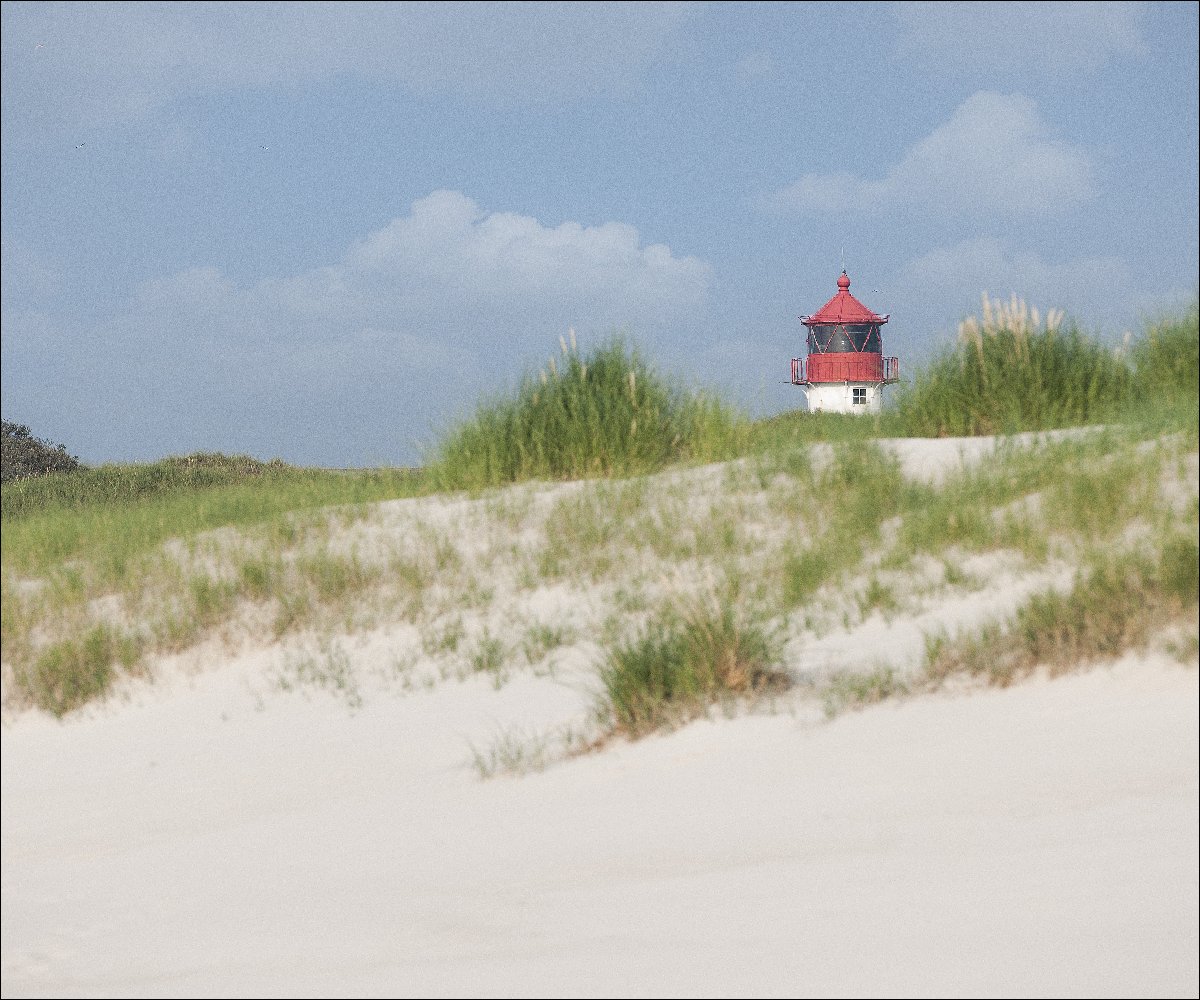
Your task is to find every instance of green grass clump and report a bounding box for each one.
[13,623,143,718]
[781,547,837,606]
[429,335,746,490]
[469,724,565,779]
[599,598,785,737]
[778,443,910,608]
[274,642,363,710]
[894,294,1132,437]
[924,536,1199,688]
[1130,303,1199,402]
[822,665,908,718]
[296,551,381,605]
[469,634,508,683]
[749,410,900,453]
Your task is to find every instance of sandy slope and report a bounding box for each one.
[3,433,1198,997]
[2,653,1196,998]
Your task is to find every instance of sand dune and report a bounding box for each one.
[3,435,1197,997]
[3,652,1195,997]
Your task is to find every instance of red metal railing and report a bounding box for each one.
[792,354,898,385]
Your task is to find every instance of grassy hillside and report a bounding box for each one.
[2,455,423,572]
[2,303,1196,722]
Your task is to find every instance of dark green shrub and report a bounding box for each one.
[1,420,81,484]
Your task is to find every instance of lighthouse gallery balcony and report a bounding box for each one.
[791,354,899,385]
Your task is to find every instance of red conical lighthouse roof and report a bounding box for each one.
[802,271,888,326]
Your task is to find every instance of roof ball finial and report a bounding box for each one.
[837,271,851,290]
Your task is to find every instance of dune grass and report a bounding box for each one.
[1130,303,1200,402]
[821,665,909,718]
[427,334,747,491]
[1,459,423,578]
[813,523,1198,721]
[5,420,1194,720]
[468,723,589,779]
[598,593,786,737]
[893,294,1134,437]
[1,458,440,716]
[4,452,290,518]
[760,425,1187,640]
[773,443,910,607]
[748,409,901,452]
[890,426,1173,564]
[15,623,145,718]
[924,534,1199,689]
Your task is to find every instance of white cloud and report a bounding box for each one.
[235,189,714,352]
[893,2,1146,75]
[902,238,1128,299]
[342,190,708,323]
[767,91,1094,218]
[894,237,1134,341]
[1,191,711,465]
[1,3,688,133]
[115,189,710,352]
[768,173,861,214]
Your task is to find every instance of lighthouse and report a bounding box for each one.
[790,271,898,414]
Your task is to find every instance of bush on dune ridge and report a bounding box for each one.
[428,334,747,490]
[1,451,293,520]
[1,421,81,484]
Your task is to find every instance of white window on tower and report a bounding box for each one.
[852,387,868,405]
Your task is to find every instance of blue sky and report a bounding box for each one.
[2,1,1197,467]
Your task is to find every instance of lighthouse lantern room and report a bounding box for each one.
[791,271,898,414]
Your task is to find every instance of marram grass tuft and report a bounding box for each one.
[428,334,747,490]
[894,293,1133,436]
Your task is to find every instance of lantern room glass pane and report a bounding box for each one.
[845,324,882,352]
[807,324,853,353]
[808,323,881,353]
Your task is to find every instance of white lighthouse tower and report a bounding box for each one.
[790,271,898,414]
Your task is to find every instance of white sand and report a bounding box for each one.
[3,653,1196,998]
[3,435,1198,997]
